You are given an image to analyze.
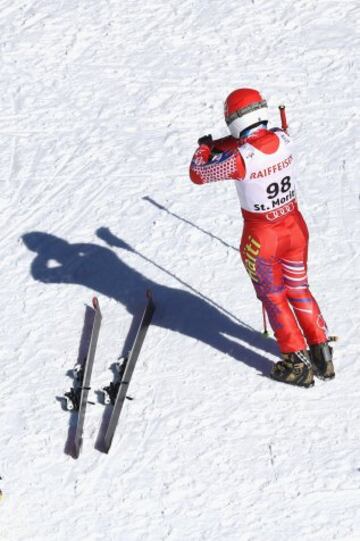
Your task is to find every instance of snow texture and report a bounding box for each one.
[1,0,359,540]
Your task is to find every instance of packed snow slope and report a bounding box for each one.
[1,1,359,540]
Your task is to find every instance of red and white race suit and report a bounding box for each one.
[189,128,328,353]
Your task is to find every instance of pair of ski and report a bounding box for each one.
[64,291,155,458]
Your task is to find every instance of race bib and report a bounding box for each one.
[235,134,296,213]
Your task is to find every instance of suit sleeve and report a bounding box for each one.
[189,140,245,185]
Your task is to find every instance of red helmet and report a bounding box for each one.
[224,88,268,138]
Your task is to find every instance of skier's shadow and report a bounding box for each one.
[23,228,279,453]
[22,228,279,372]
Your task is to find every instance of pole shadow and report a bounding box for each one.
[142,196,238,252]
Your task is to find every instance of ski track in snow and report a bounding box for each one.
[1,1,359,540]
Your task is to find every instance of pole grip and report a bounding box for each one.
[279,105,288,132]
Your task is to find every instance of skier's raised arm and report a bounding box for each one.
[189,134,245,185]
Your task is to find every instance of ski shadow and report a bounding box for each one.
[22,228,279,376]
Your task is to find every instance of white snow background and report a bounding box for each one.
[1,1,360,540]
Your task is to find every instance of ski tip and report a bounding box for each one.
[92,296,99,310]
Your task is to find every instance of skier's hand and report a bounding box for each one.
[197,134,213,149]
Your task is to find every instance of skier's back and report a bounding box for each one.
[189,88,335,387]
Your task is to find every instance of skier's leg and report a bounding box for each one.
[281,212,335,379]
[281,258,328,344]
[241,225,313,387]
[241,225,306,353]
[280,212,328,345]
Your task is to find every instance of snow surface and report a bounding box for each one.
[1,0,360,540]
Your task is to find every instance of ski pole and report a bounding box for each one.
[279,105,288,132]
[262,304,269,337]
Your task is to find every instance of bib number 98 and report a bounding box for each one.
[267,176,292,199]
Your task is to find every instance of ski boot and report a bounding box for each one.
[270,350,314,388]
[309,342,335,380]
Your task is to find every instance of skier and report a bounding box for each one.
[189,88,335,387]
